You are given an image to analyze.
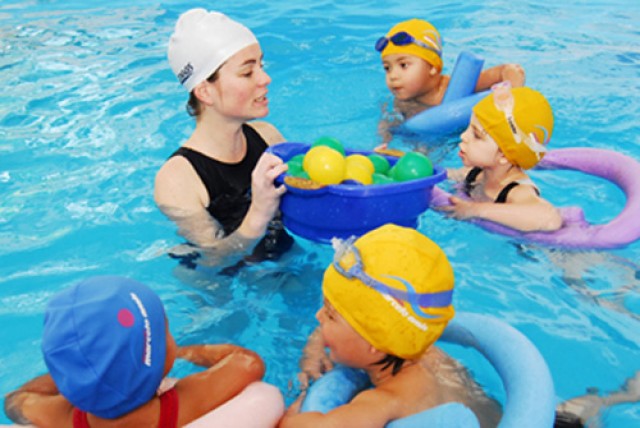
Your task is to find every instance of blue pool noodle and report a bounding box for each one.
[300,312,555,428]
[441,51,485,103]
[401,51,489,137]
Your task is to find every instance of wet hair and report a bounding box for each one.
[186,69,220,117]
[373,354,405,376]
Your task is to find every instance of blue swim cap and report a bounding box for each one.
[41,276,167,419]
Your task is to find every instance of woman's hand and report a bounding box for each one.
[240,152,288,238]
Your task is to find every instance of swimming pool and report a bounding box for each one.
[1,0,639,425]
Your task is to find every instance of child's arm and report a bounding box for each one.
[4,374,73,427]
[174,344,266,426]
[443,186,562,232]
[298,327,333,390]
[476,64,526,91]
[446,166,473,183]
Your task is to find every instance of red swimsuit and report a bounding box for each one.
[72,388,179,428]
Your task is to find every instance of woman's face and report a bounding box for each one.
[212,44,271,120]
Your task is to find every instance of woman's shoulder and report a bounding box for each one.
[248,121,285,145]
[154,155,207,209]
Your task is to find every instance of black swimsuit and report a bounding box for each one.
[464,167,539,203]
[170,124,293,265]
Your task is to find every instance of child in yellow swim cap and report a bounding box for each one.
[439,83,563,232]
[377,18,526,119]
[279,224,502,427]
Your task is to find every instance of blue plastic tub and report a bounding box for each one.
[267,142,446,243]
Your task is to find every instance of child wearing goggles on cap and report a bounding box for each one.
[377,18,525,119]
[279,224,502,428]
[155,8,293,269]
[375,18,525,148]
[4,276,283,428]
[438,83,563,232]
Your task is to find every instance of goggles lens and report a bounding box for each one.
[375,31,442,57]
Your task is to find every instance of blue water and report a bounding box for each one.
[1,0,639,426]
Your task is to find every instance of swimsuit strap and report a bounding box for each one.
[158,387,179,428]
[72,408,90,428]
[463,166,483,195]
[495,182,520,203]
[71,388,179,428]
[495,180,540,204]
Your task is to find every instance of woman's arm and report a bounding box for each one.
[476,64,526,91]
[154,152,287,266]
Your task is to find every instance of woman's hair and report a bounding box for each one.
[186,69,220,117]
[373,354,405,376]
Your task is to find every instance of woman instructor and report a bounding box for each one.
[155,9,293,267]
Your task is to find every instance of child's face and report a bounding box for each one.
[382,54,436,101]
[316,298,380,368]
[458,114,502,168]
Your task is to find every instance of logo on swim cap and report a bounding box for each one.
[177,62,194,85]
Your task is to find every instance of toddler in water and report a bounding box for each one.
[279,224,502,427]
[4,276,283,428]
[439,83,563,232]
[377,18,525,121]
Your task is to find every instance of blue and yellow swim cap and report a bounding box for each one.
[379,19,443,71]
[473,85,554,170]
[322,224,455,360]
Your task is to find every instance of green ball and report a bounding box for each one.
[372,173,395,184]
[390,152,433,182]
[289,154,306,165]
[367,154,390,174]
[312,136,345,156]
[287,160,305,177]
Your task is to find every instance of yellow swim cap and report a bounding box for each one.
[473,85,554,170]
[322,224,455,360]
[379,19,443,71]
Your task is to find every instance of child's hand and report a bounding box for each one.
[297,328,333,390]
[439,196,478,220]
[298,351,333,390]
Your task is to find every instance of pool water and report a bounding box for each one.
[1,0,639,426]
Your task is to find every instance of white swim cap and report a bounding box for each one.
[168,9,259,92]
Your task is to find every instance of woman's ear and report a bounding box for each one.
[193,81,216,107]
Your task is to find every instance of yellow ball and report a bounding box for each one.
[303,146,346,185]
[345,154,375,176]
[345,163,373,185]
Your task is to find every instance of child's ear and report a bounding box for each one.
[430,66,437,76]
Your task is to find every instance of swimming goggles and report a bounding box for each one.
[331,237,453,318]
[375,31,442,57]
[492,81,549,159]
